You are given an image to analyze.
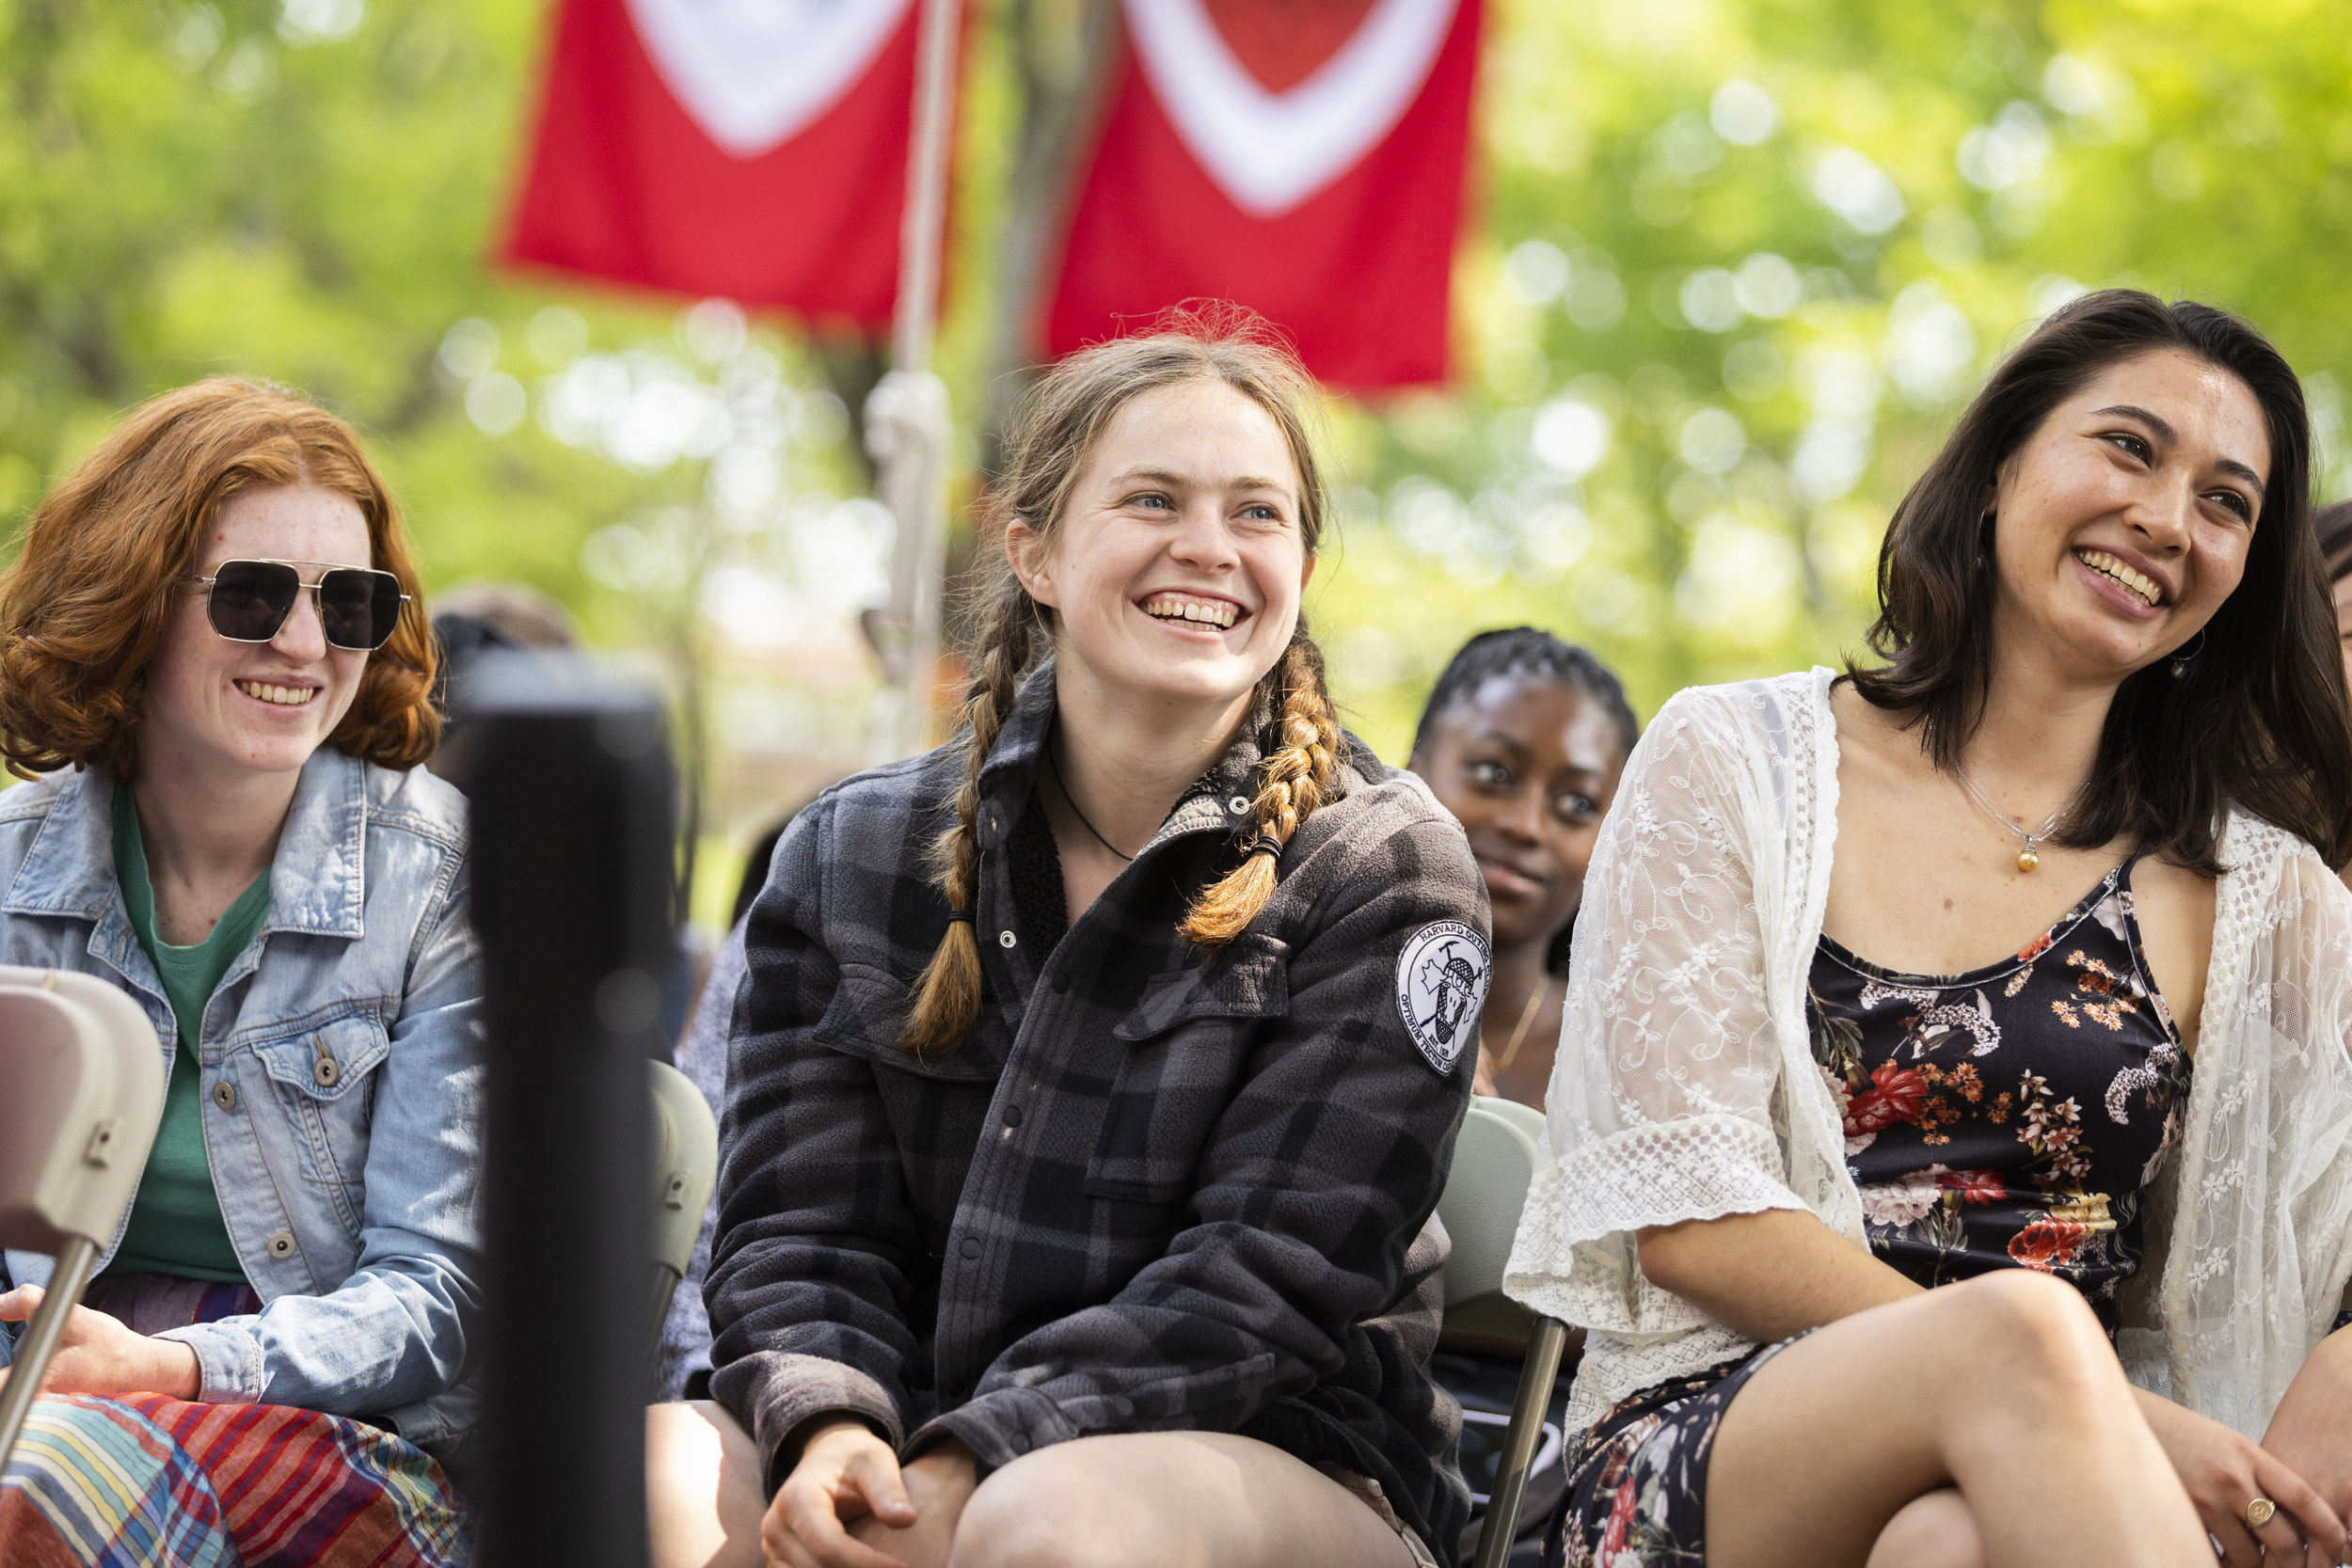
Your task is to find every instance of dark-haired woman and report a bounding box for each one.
[0,379,476,1563]
[1506,290,2352,1568]
[1406,629,1634,1109]
[646,325,1485,1568]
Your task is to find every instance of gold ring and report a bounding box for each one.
[2246,1497,2278,1529]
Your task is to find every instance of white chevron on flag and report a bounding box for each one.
[1122,0,1459,217]
[623,0,915,157]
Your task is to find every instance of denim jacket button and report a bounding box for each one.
[266,1230,297,1259]
[1227,795,1250,815]
[997,929,1017,950]
[211,1081,237,1112]
[313,1055,340,1086]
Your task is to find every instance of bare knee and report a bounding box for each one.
[1947,1271,2113,1389]
[950,1452,1146,1568]
[1866,1489,1984,1568]
[647,1401,765,1568]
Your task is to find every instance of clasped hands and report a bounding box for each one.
[759,1419,977,1568]
[0,1283,201,1401]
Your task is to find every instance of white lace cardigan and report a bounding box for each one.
[1504,667,2352,1435]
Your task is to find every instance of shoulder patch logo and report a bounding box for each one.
[1395,920,1490,1075]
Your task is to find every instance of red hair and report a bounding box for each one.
[0,376,440,782]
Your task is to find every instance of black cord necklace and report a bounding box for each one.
[1046,747,1136,862]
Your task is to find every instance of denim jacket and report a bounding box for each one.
[0,749,485,1457]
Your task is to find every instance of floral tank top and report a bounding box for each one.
[1805,858,2193,1332]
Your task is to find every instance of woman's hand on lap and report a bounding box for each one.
[845,1439,975,1568]
[763,1418,933,1568]
[0,1284,199,1400]
[2262,1327,2352,1547]
[2136,1387,2347,1567]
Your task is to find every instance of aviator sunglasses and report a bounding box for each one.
[185,558,410,652]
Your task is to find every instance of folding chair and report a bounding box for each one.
[0,968,166,1477]
[1438,1096,1571,1568]
[647,1056,718,1341]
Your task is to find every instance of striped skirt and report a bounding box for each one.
[0,1392,470,1567]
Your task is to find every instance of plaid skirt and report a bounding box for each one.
[1540,1336,1804,1568]
[0,1393,469,1568]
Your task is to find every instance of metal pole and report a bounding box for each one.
[1471,1316,1569,1568]
[0,1234,96,1477]
[868,0,962,762]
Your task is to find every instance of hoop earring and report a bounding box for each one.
[2169,627,2207,680]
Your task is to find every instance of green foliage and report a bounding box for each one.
[6,0,2352,861]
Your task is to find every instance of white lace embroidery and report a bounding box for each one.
[1503,668,2352,1437]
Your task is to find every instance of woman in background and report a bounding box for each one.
[1407,628,1635,1108]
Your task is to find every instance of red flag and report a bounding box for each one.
[502,0,925,327]
[1045,0,1481,390]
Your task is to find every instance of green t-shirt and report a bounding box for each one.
[107,786,272,1284]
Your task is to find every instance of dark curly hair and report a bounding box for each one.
[0,376,440,782]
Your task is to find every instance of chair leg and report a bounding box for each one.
[0,1234,99,1480]
[1470,1316,1568,1568]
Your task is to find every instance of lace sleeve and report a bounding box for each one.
[1505,688,1808,1337]
[2150,832,2352,1433]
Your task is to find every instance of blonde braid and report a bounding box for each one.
[899,578,1037,1053]
[1180,630,1343,947]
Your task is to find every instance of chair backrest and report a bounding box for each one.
[1437,1096,1545,1308]
[0,968,166,1256]
[647,1057,719,1329]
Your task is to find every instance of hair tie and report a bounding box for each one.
[1246,833,1284,860]
[945,909,975,925]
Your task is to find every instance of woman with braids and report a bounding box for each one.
[1406,629,1636,1109]
[647,322,1486,1568]
[1505,290,2352,1568]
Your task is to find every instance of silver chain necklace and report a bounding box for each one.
[1952,757,2086,873]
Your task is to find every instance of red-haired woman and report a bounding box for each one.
[646,325,1487,1568]
[0,378,475,1565]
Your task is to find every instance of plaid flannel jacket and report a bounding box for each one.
[706,662,1485,1550]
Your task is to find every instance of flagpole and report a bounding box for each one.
[867,0,961,762]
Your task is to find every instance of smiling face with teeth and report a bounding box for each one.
[143,483,373,787]
[1008,378,1312,722]
[1989,348,2269,681]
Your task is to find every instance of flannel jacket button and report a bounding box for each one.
[1227,795,1249,815]
[1113,1395,1136,1418]
[1009,1433,1031,1454]
[1003,1105,1023,1128]
[998,929,1017,949]
[266,1230,297,1259]
[211,1081,237,1112]
[1050,972,1070,993]
[959,1238,982,1260]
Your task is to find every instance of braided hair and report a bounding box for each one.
[1411,627,1638,760]
[899,317,1344,1053]
[1409,627,1638,977]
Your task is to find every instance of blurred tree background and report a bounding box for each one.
[3,0,2348,923]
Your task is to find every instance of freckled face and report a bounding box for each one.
[1410,675,1627,950]
[142,484,373,781]
[1011,380,1312,713]
[1989,348,2269,682]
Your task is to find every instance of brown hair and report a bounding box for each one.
[0,376,440,782]
[1850,289,2352,871]
[900,317,1343,1053]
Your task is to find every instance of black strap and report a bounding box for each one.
[1245,833,1284,860]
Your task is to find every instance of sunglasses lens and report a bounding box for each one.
[318,569,404,651]
[206,561,299,641]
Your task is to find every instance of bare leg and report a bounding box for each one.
[939,1431,1423,1568]
[1707,1271,2207,1568]
[648,1400,768,1568]
[1866,1490,1983,1568]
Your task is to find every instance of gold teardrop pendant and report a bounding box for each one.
[2017,847,2040,872]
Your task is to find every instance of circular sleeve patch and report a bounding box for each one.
[1395,920,1491,1075]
